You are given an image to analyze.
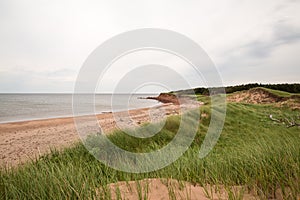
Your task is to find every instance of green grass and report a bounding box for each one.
[258,87,300,98]
[1,103,300,199]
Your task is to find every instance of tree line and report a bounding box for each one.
[176,83,300,95]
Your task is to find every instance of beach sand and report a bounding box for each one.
[106,178,257,200]
[0,100,262,200]
[0,102,192,167]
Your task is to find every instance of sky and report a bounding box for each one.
[0,0,299,93]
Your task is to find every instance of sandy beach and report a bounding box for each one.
[0,102,189,167]
[107,178,257,200]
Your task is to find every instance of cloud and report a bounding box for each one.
[0,0,300,92]
[239,20,300,59]
[0,67,77,93]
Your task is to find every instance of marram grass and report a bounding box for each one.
[0,103,299,199]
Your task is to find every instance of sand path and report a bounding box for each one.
[106,178,257,200]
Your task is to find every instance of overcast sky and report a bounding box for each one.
[0,0,299,93]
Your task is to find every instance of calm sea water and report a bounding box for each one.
[0,94,160,123]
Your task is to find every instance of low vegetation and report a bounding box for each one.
[0,88,300,199]
[176,83,300,95]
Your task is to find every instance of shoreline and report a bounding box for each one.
[0,102,184,167]
[0,102,163,125]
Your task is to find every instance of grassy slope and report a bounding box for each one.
[0,102,300,199]
[258,87,300,98]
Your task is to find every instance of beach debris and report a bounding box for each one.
[269,114,300,128]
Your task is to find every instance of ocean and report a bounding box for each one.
[0,94,160,123]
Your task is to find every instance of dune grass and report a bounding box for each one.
[0,102,299,199]
[258,87,300,98]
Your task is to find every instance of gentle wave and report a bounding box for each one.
[0,94,160,123]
